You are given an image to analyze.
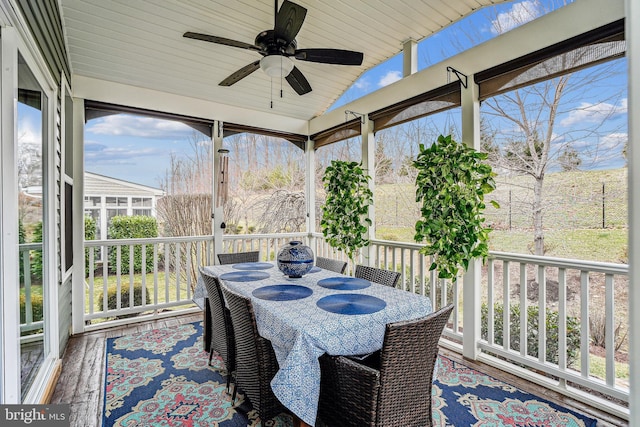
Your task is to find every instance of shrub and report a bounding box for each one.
[108,216,158,273]
[20,291,44,336]
[481,302,581,367]
[20,292,44,323]
[84,215,97,275]
[30,221,43,281]
[19,219,26,283]
[99,283,151,318]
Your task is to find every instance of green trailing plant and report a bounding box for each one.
[414,134,499,279]
[108,215,158,273]
[321,160,373,262]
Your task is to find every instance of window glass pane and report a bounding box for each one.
[133,209,152,216]
[132,197,151,207]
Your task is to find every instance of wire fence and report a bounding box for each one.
[375,170,628,232]
[484,174,627,230]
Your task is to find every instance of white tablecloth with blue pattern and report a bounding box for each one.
[195,262,433,426]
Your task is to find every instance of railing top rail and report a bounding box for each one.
[489,251,628,275]
[222,232,307,240]
[18,242,43,250]
[84,235,215,247]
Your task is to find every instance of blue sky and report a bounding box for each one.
[18,0,628,188]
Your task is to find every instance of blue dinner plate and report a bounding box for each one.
[219,271,270,282]
[316,277,371,290]
[232,262,274,270]
[317,294,386,315]
[252,284,313,301]
[308,266,322,273]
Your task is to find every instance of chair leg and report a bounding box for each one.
[208,347,214,366]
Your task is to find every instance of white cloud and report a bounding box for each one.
[87,114,194,139]
[84,140,166,165]
[560,100,627,127]
[490,0,541,35]
[600,132,628,150]
[378,71,402,87]
[18,118,41,146]
[353,78,371,91]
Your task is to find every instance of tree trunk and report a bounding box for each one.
[533,175,545,255]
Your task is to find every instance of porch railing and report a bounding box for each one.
[82,232,629,418]
[19,243,44,343]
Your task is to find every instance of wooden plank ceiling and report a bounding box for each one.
[60,0,506,121]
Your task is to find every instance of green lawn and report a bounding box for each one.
[85,270,198,321]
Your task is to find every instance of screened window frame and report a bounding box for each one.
[474,19,625,101]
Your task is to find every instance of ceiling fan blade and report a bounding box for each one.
[285,66,312,95]
[219,60,261,86]
[183,32,261,52]
[275,0,307,44]
[294,48,364,65]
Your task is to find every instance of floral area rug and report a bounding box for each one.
[102,321,293,427]
[103,322,597,427]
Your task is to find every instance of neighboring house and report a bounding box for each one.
[84,172,165,241]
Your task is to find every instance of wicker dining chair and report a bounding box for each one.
[220,284,287,422]
[318,304,454,427]
[217,250,260,265]
[354,264,401,287]
[315,256,348,274]
[199,268,236,392]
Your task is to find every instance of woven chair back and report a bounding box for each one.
[355,265,401,287]
[315,256,348,274]
[217,251,260,265]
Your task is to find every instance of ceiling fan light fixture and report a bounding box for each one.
[260,55,294,77]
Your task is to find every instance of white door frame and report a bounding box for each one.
[0,3,60,402]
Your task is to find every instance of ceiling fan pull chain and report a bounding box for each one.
[280,56,284,98]
[270,77,274,109]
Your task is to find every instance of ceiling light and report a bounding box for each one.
[260,55,294,78]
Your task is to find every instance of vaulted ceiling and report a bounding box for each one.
[60,0,508,123]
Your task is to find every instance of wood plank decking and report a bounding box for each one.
[49,313,627,427]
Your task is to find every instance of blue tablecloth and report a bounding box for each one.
[195,262,432,426]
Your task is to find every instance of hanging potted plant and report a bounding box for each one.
[414,134,499,279]
[320,160,373,266]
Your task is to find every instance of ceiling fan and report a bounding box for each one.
[183,0,364,96]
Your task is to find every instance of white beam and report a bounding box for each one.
[309,0,624,135]
[461,77,482,360]
[71,96,87,333]
[0,25,21,403]
[403,38,418,77]
[71,75,309,136]
[626,0,639,424]
[361,116,375,265]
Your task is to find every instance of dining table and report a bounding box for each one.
[193,261,433,426]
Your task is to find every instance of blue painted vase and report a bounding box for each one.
[277,241,314,278]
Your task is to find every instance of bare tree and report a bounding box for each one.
[463,1,627,255]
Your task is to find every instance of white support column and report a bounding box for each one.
[402,38,418,77]
[305,138,316,249]
[461,75,482,360]
[0,25,21,403]
[626,0,639,424]
[212,121,224,262]
[71,98,86,334]
[361,116,375,265]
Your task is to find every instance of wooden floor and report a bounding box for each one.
[50,313,628,427]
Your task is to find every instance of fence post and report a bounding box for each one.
[602,181,606,229]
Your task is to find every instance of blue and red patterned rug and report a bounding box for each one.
[103,322,597,427]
